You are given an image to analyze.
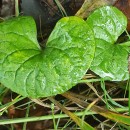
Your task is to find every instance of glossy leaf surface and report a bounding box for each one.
[87,6,129,81]
[0,16,95,98]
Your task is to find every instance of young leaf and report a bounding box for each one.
[0,16,95,98]
[87,6,129,81]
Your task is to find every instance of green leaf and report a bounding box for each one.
[87,6,129,81]
[0,16,95,98]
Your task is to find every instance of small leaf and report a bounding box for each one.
[87,6,129,81]
[0,16,95,98]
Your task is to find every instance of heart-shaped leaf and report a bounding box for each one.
[0,16,95,98]
[87,6,129,81]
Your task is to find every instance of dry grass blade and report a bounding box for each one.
[75,0,118,18]
[48,97,95,130]
[31,98,51,108]
[62,91,130,126]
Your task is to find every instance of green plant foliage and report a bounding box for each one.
[0,16,95,98]
[87,6,129,81]
[0,6,129,98]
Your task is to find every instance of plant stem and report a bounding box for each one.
[23,102,30,130]
[79,78,103,83]
[0,111,95,125]
[0,107,128,125]
[15,0,19,17]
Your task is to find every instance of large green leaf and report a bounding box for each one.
[87,6,129,81]
[0,16,95,98]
